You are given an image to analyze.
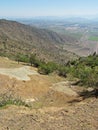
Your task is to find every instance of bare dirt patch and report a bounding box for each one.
[0,66,38,81]
[0,57,22,68]
[52,81,78,96]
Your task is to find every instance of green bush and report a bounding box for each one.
[38,62,57,75]
[69,54,98,88]
[58,66,69,77]
[29,54,43,67]
[16,53,29,63]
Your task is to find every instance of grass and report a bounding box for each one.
[0,96,31,108]
[89,36,98,41]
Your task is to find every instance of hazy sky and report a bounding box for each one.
[0,0,98,18]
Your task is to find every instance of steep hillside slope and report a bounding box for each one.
[0,19,77,63]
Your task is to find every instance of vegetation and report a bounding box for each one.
[0,95,30,108]
[16,53,29,63]
[67,54,98,88]
[57,66,69,77]
[16,53,58,75]
[38,62,58,75]
[89,36,98,41]
[29,54,41,67]
[15,52,98,89]
[37,53,98,88]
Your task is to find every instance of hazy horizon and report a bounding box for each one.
[0,0,98,19]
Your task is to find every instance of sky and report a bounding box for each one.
[0,0,98,18]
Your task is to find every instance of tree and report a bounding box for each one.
[29,54,40,67]
[16,53,29,64]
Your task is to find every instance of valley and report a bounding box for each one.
[19,18,98,56]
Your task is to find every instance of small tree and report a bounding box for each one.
[16,53,29,64]
[29,54,35,66]
[29,54,41,67]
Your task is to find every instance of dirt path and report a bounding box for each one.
[0,66,38,81]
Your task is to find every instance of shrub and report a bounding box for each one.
[16,53,29,63]
[38,62,57,75]
[29,54,42,67]
[69,54,98,88]
[58,66,69,77]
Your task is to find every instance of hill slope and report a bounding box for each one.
[0,19,77,63]
[0,56,97,130]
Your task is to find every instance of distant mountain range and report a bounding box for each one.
[12,16,98,25]
[0,19,77,63]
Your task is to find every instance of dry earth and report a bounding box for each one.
[0,57,98,130]
[0,98,98,130]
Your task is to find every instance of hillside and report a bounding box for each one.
[0,19,97,130]
[0,57,98,130]
[0,19,77,63]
